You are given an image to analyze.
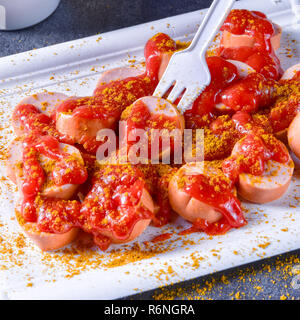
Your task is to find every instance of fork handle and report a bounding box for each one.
[189,0,235,57]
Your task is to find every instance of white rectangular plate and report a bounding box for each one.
[0,0,299,300]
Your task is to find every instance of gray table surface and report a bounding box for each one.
[0,0,299,300]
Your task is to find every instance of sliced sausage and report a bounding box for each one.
[80,165,155,249]
[288,112,300,159]
[56,108,116,145]
[237,159,294,204]
[215,60,255,111]
[97,188,153,244]
[168,163,223,224]
[16,92,68,117]
[220,23,282,51]
[138,96,185,127]
[12,92,69,137]
[229,136,294,203]
[15,202,78,251]
[6,138,84,200]
[281,63,300,80]
[121,96,185,161]
[95,66,145,91]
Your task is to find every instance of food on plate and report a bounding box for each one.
[224,134,294,203]
[12,92,73,144]
[218,10,283,80]
[79,164,154,250]
[120,96,185,161]
[221,22,281,51]
[282,63,300,80]
[15,204,79,251]
[237,159,294,204]
[53,33,176,153]
[169,162,246,235]
[288,113,300,159]
[96,66,145,88]
[6,137,87,200]
[7,9,299,251]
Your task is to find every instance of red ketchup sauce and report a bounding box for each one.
[68,33,176,121]
[184,56,239,128]
[220,73,276,113]
[79,165,153,251]
[219,10,282,80]
[21,135,87,231]
[152,167,178,227]
[181,168,246,235]
[292,70,300,81]
[13,104,72,144]
[121,99,181,159]
[222,111,290,182]
[151,233,172,243]
[53,33,177,153]
[268,79,300,133]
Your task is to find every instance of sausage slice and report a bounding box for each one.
[288,112,300,159]
[221,23,282,51]
[6,138,85,200]
[238,159,294,204]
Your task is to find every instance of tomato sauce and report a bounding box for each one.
[9,14,299,250]
[121,99,181,160]
[222,112,290,182]
[220,73,276,113]
[184,56,239,128]
[79,165,153,250]
[20,135,87,229]
[180,167,246,235]
[219,10,282,80]
[151,233,172,243]
[36,198,81,234]
[13,104,72,144]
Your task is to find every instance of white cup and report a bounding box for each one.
[0,0,61,30]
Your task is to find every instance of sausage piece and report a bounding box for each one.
[281,63,300,80]
[121,96,185,161]
[55,100,116,146]
[215,60,255,111]
[97,188,154,244]
[237,159,294,204]
[95,66,145,91]
[12,92,69,137]
[15,92,68,117]
[288,112,300,159]
[168,164,223,224]
[15,201,78,251]
[221,23,282,51]
[6,138,85,200]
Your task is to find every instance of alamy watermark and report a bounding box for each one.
[96,121,204,167]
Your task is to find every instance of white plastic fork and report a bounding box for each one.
[153,0,236,113]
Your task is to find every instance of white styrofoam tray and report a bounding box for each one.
[0,0,299,300]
